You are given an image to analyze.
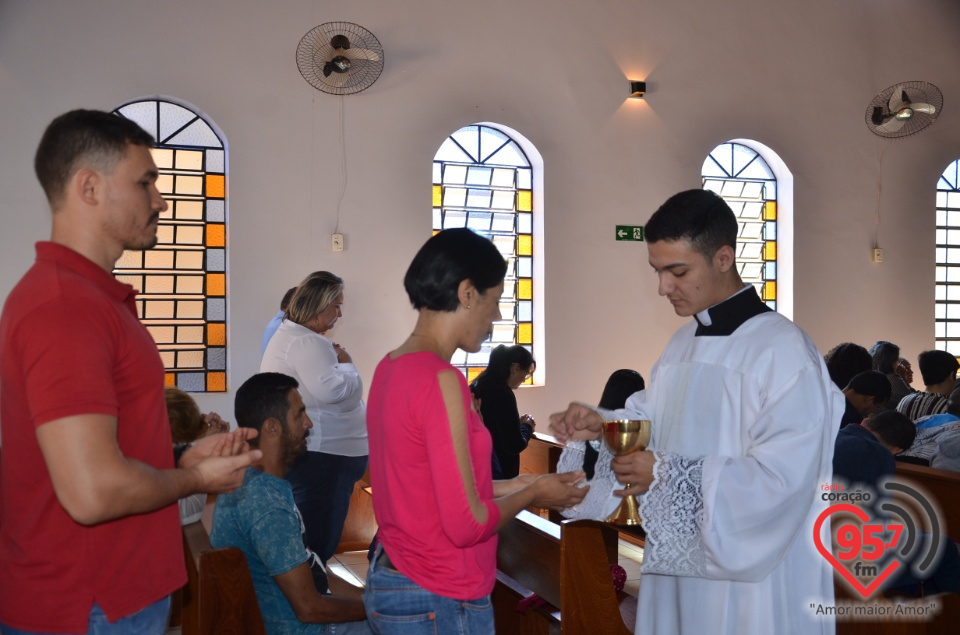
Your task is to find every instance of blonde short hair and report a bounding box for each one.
[286,271,344,325]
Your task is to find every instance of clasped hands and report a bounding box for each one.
[549,402,655,497]
[180,428,263,494]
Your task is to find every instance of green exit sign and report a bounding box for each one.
[616,225,644,241]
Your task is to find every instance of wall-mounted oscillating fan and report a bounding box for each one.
[865,81,943,139]
[296,22,384,95]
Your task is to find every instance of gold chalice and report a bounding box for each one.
[602,419,652,526]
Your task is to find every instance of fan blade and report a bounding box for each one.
[322,62,334,78]
[880,117,905,133]
[342,47,381,61]
[887,86,905,112]
[913,103,937,115]
[327,72,350,88]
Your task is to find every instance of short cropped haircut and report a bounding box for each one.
[824,342,872,391]
[34,109,155,208]
[869,341,901,374]
[404,228,507,311]
[918,350,960,386]
[234,373,300,447]
[845,370,892,404]
[165,387,205,444]
[286,272,343,326]
[472,345,535,384]
[864,410,917,452]
[644,189,739,259]
[598,369,646,410]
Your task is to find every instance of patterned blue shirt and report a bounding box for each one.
[211,468,326,635]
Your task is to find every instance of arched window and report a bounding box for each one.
[433,124,540,384]
[112,98,227,392]
[936,159,960,356]
[702,142,780,311]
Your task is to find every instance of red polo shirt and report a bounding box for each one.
[0,242,184,632]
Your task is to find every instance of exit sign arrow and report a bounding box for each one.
[616,225,644,241]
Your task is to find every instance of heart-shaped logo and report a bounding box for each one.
[813,503,900,598]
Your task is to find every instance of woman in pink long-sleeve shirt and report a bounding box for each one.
[364,229,587,634]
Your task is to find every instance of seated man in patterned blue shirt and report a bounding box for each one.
[212,372,370,635]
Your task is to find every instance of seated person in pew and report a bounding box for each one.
[211,372,370,635]
[557,368,646,520]
[839,370,891,428]
[902,386,960,467]
[165,386,231,524]
[833,410,960,595]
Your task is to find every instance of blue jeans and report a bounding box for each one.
[0,597,170,635]
[363,548,494,634]
[286,451,368,563]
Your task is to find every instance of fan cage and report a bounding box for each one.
[297,22,384,96]
[865,81,943,140]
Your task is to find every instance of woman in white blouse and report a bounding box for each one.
[260,271,367,564]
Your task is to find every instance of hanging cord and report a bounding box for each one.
[334,94,347,235]
[874,143,887,248]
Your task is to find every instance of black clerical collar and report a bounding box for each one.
[693,285,772,336]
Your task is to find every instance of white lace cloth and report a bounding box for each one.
[555,440,621,520]
[639,450,706,577]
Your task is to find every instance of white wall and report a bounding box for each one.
[2,0,959,420]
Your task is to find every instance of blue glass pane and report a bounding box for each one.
[166,119,222,148]
[177,373,205,392]
[435,138,472,163]
[702,156,728,178]
[479,126,509,163]
[207,298,226,320]
[466,167,493,185]
[732,144,758,177]
[433,162,442,184]
[518,257,532,278]
[517,168,532,189]
[764,221,777,240]
[160,102,198,144]
[764,262,777,280]
[207,249,225,272]
[116,102,159,140]
[486,143,529,167]
[450,126,480,161]
[208,348,226,370]
[207,149,225,172]
[518,301,532,322]
[207,200,225,222]
[467,212,493,231]
[466,189,492,208]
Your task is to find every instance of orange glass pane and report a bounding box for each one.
[517,235,532,256]
[206,174,225,198]
[764,281,777,301]
[763,201,777,221]
[207,372,226,392]
[207,273,226,296]
[208,323,226,346]
[207,224,225,247]
[518,322,532,344]
[517,190,532,212]
[433,185,442,207]
[467,367,484,383]
[518,279,532,300]
[764,241,777,261]
[164,373,177,387]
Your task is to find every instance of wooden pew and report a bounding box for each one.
[894,462,960,542]
[494,510,635,634]
[180,521,266,635]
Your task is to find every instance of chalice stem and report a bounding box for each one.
[605,483,642,526]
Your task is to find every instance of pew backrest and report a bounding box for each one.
[894,462,960,542]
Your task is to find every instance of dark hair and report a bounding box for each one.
[234,373,300,447]
[598,369,646,410]
[869,341,900,374]
[824,342,872,391]
[917,350,960,386]
[280,287,297,311]
[165,386,204,444]
[34,109,155,207]
[644,189,738,259]
[845,370,891,404]
[404,228,508,311]
[864,410,916,452]
[471,345,535,385]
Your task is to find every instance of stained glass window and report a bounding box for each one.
[702,142,778,310]
[433,125,535,383]
[112,99,227,392]
[936,159,960,357]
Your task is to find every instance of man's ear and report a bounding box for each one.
[713,244,736,273]
[73,168,101,206]
[262,418,282,439]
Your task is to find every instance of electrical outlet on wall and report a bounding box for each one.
[332,233,344,252]
[872,247,883,263]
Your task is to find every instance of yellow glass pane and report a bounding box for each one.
[176,275,204,294]
[145,300,175,319]
[208,323,226,346]
[764,201,777,220]
[517,235,532,256]
[764,281,777,301]
[467,367,484,383]
[178,226,204,245]
[518,322,532,344]
[207,224,225,247]
[148,326,175,344]
[206,174,225,198]
[156,225,174,244]
[177,326,204,344]
[145,275,174,294]
[177,350,204,368]
[764,241,777,261]
[207,273,226,296]
[159,351,175,368]
[176,251,204,270]
[144,250,174,269]
[208,372,226,392]
[432,185,442,207]
[176,175,203,196]
[177,300,204,319]
[156,174,174,194]
[152,148,174,169]
[518,279,532,300]
[176,200,204,220]
[517,190,532,212]
[176,150,203,170]
[164,373,177,387]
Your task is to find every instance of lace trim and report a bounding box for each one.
[639,450,706,577]
[556,441,620,521]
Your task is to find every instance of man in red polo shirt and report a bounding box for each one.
[0,110,261,635]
